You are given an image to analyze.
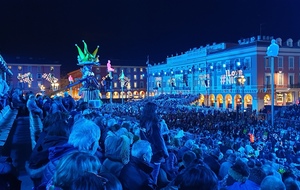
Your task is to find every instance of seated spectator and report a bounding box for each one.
[284,177,300,190]
[51,151,101,190]
[223,159,250,187]
[11,88,25,110]
[27,94,43,120]
[49,96,68,114]
[119,140,156,190]
[174,164,219,190]
[177,139,194,162]
[101,134,131,177]
[203,148,221,176]
[219,153,236,180]
[227,167,266,190]
[26,112,70,189]
[41,117,101,187]
[62,91,76,112]
[260,176,286,190]
[71,172,123,190]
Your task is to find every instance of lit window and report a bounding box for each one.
[8,66,11,69]
[140,75,143,79]
[134,75,137,80]
[18,66,22,70]
[51,67,54,71]
[114,82,118,88]
[134,68,137,72]
[278,73,283,85]
[140,68,143,72]
[134,82,137,88]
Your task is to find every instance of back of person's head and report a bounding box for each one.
[71,172,122,190]
[228,159,250,183]
[248,167,267,185]
[105,135,131,164]
[131,140,152,162]
[53,151,101,190]
[43,112,70,136]
[182,151,197,168]
[227,153,237,163]
[176,164,218,190]
[68,118,100,154]
[192,147,203,160]
[261,176,286,190]
[284,177,300,190]
[106,118,118,129]
[140,102,159,122]
[184,139,194,149]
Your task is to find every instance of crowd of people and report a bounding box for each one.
[1,89,300,189]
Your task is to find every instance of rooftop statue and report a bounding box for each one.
[266,39,279,57]
[75,40,99,65]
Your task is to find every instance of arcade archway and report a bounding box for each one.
[225,94,232,109]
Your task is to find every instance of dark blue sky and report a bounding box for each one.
[0,0,299,73]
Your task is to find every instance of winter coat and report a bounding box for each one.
[26,134,68,179]
[40,144,77,187]
[119,156,156,190]
[140,122,169,163]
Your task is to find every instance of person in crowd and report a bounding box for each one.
[11,88,25,110]
[203,148,221,176]
[177,139,195,162]
[218,153,236,180]
[0,74,9,109]
[227,167,267,190]
[26,112,70,189]
[41,117,101,188]
[101,134,131,177]
[62,91,76,112]
[119,140,156,190]
[49,96,68,114]
[71,172,123,190]
[51,151,101,190]
[260,175,286,190]
[27,94,43,120]
[174,164,219,190]
[221,159,250,188]
[139,102,169,184]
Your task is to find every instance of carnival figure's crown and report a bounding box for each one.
[75,40,99,65]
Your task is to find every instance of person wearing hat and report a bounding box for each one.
[224,159,250,188]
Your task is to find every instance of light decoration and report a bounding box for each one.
[119,70,130,87]
[75,40,99,65]
[42,73,58,84]
[17,72,33,86]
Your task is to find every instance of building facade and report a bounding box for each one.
[67,64,147,100]
[0,54,13,81]
[5,57,61,94]
[148,36,300,111]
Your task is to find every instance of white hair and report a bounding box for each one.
[68,118,100,154]
[131,140,151,159]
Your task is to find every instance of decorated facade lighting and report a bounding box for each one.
[17,72,33,86]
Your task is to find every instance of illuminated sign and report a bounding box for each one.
[220,69,243,85]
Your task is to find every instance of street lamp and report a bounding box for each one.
[238,75,246,118]
[266,39,279,127]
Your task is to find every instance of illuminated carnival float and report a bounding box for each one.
[72,40,103,107]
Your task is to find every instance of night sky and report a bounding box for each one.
[0,0,299,73]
